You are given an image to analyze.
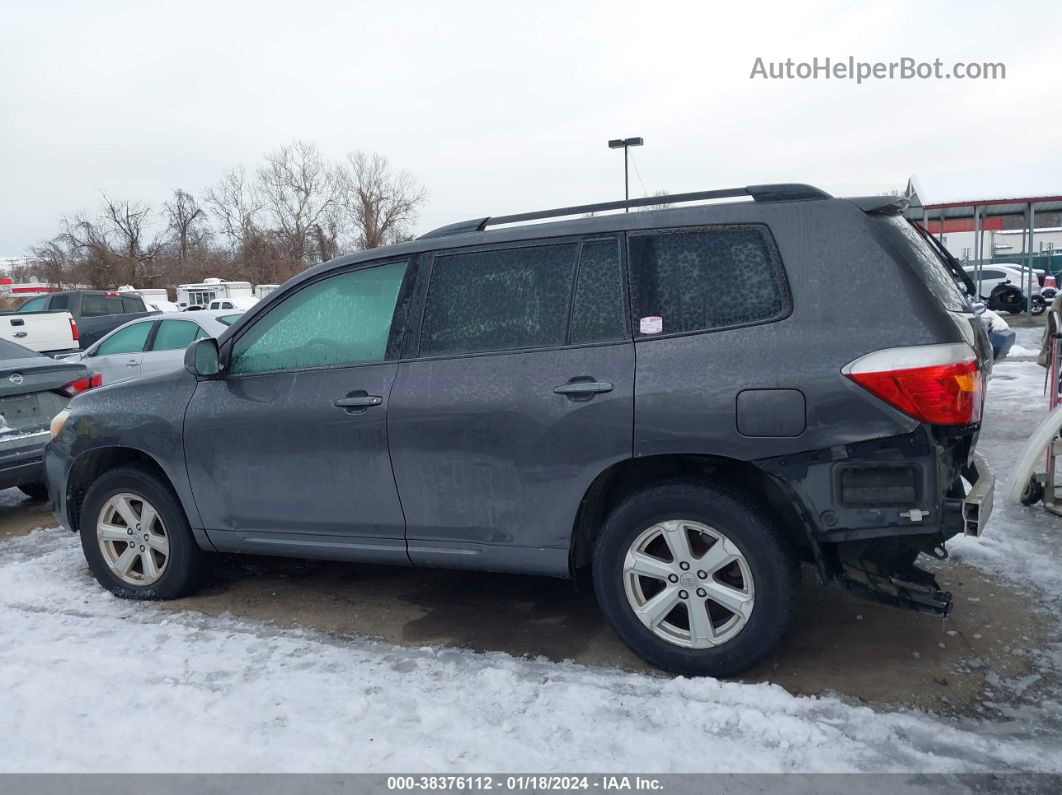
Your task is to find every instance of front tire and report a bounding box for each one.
[79,466,209,599]
[593,480,800,677]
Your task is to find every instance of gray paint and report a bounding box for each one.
[45,193,991,579]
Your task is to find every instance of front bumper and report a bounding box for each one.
[0,430,50,491]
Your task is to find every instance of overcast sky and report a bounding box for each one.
[2,0,1060,255]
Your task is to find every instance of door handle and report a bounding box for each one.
[126,360,139,367]
[334,394,383,411]
[553,380,614,397]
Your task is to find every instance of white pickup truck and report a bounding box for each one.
[0,309,80,356]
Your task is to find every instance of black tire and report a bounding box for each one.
[17,482,49,501]
[1020,477,1045,507]
[592,479,800,677]
[79,465,209,599]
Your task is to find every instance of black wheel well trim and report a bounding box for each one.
[567,452,825,579]
[65,445,212,550]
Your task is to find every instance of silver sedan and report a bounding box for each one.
[58,310,242,387]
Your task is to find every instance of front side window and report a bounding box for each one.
[152,320,202,351]
[629,226,789,336]
[230,261,407,376]
[96,322,152,355]
[420,243,578,356]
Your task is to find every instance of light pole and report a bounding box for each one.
[608,137,643,211]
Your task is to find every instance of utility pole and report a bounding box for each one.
[608,137,644,211]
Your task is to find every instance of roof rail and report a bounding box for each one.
[419,183,830,240]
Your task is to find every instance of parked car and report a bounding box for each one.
[0,304,79,356]
[14,290,158,349]
[55,311,239,387]
[1,339,96,499]
[980,308,1015,360]
[207,296,258,311]
[963,264,1042,299]
[45,184,994,677]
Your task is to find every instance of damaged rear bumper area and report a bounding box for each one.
[757,429,995,616]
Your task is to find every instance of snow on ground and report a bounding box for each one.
[1,528,1060,774]
[2,360,1062,774]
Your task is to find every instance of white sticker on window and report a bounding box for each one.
[639,316,663,335]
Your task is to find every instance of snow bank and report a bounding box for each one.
[2,530,1060,774]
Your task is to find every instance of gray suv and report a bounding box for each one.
[45,184,994,677]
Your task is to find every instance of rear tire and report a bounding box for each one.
[593,479,800,677]
[79,466,209,599]
[17,483,49,501]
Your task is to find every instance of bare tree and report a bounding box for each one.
[57,214,120,288]
[164,188,208,263]
[340,151,426,249]
[206,166,261,254]
[101,195,164,285]
[256,140,341,264]
[28,238,73,287]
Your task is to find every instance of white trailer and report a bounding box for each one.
[176,278,254,309]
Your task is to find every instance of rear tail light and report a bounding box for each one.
[843,343,984,425]
[61,372,103,397]
[69,316,79,342]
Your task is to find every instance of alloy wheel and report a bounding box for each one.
[622,519,755,648]
[96,493,170,586]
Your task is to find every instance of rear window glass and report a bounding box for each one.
[628,225,790,336]
[81,295,109,317]
[879,217,971,312]
[50,295,70,310]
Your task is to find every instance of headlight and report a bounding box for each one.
[50,409,70,439]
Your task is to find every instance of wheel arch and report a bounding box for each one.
[568,453,818,576]
[65,446,210,549]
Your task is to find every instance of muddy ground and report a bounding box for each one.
[1,487,1043,715]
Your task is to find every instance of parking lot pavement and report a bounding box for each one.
[0,490,54,541]
[1,483,1043,715]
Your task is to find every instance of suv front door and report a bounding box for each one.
[183,260,413,562]
[388,237,634,575]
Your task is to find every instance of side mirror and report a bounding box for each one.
[185,337,221,377]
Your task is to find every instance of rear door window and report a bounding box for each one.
[628,225,790,336]
[570,239,627,344]
[420,243,579,356]
[151,320,202,351]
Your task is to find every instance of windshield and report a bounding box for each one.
[217,313,243,326]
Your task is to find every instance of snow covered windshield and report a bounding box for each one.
[877,216,973,313]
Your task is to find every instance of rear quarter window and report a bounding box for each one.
[628,225,790,337]
[878,217,972,312]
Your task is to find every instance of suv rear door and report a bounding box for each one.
[387,236,634,575]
